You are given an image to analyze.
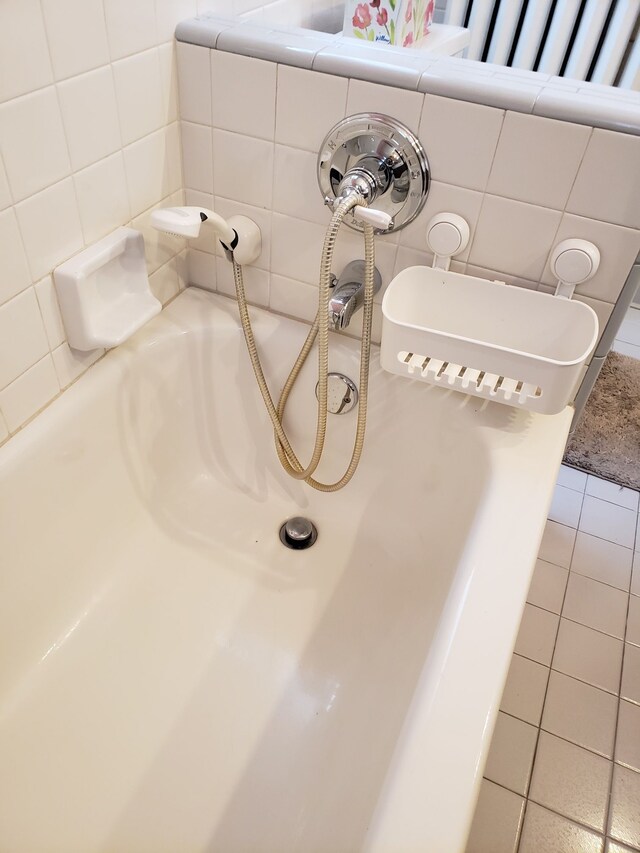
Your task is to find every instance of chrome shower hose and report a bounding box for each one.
[232,193,375,492]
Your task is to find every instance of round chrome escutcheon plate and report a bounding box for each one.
[317,113,430,234]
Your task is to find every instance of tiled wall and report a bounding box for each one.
[178,45,640,349]
[0,0,209,445]
[199,0,344,30]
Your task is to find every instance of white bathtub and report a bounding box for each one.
[0,288,571,853]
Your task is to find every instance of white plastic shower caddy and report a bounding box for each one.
[380,267,599,415]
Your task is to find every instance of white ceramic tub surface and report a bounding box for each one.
[0,288,572,853]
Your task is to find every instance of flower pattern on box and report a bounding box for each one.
[347,0,434,46]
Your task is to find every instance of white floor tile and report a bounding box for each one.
[553,619,623,694]
[529,731,611,832]
[557,464,588,492]
[541,670,617,758]
[612,339,640,359]
[519,802,604,853]
[465,779,525,853]
[632,553,640,597]
[608,764,640,849]
[586,476,640,512]
[579,496,637,549]
[539,519,576,569]
[484,712,538,796]
[549,484,584,528]
[627,596,640,647]
[621,643,640,705]
[500,654,549,727]
[527,558,568,614]
[515,604,560,666]
[571,532,633,592]
[616,700,640,773]
[606,838,638,852]
[562,574,629,639]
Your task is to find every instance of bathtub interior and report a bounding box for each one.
[0,289,503,851]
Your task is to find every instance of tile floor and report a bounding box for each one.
[612,305,640,359]
[466,465,640,853]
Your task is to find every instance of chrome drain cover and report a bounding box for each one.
[279,517,318,550]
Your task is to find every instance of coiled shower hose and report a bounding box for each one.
[232,193,375,492]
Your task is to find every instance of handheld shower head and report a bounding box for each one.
[151,205,262,266]
[151,206,207,239]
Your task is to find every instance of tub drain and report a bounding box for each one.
[279,517,318,550]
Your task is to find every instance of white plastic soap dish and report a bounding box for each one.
[54,227,161,351]
[380,267,599,415]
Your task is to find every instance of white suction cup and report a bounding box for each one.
[425,213,470,270]
[551,239,600,299]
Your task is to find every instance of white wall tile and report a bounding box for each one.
[541,214,640,304]
[419,95,504,191]
[57,67,122,171]
[74,153,131,245]
[187,248,217,291]
[158,43,179,124]
[0,209,31,305]
[15,179,83,282]
[0,0,53,104]
[123,129,172,217]
[156,0,198,43]
[568,128,640,229]
[273,145,330,225]
[469,196,562,281]
[164,123,183,195]
[0,289,50,390]
[212,130,273,208]
[149,261,180,305]
[104,0,158,60]
[398,181,483,261]
[211,52,276,139]
[0,88,70,202]
[269,274,318,323]
[346,79,424,133]
[0,355,59,432]
[182,122,214,193]
[52,342,104,389]
[176,43,212,125]
[35,276,66,350]
[0,412,9,444]
[487,113,591,210]
[271,213,326,284]
[276,65,348,151]
[0,156,12,211]
[113,50,165,146]
[41,0,110,81]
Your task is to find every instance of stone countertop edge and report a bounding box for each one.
[175,16,640,136]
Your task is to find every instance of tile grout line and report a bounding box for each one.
[515,488,586,852]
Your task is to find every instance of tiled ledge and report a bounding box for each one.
[175,16,640,137]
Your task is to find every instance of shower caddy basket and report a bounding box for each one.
[380,266,599,415]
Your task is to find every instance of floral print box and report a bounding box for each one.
[344,0,434,47]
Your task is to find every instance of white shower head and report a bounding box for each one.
[151,205,262,266]
[151,206,208,239]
